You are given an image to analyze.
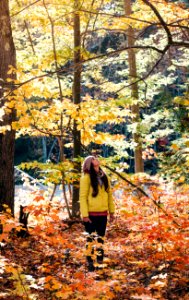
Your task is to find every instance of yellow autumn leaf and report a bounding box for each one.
[182,99,189,106]
[55,290,73,299]
[171,144,179,151]
[52,280,62,290]
[6,77,15,82]
[178,176,185,183]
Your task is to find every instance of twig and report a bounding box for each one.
[11,0,42,18]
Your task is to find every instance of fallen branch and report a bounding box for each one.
[104,165,180,227]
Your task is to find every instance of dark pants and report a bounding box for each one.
[84,216,107,265]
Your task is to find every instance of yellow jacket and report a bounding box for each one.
[79,173,115,217]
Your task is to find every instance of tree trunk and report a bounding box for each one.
[42,137,47,162]
[0,0,16,215]
[72,0,81,217]
[124,0,144,173]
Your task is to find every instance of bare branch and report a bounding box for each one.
[142,0,172,44]
[82,44,164,64]
[115,44,170,95]
[15,0,36,55]
[11,0,42,18]
[104,165,180,227]
[80,8,157,26]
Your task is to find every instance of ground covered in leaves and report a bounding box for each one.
[0,180,189,300]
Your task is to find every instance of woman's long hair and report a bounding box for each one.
[90,163,109,197]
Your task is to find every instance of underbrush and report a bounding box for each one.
[0,178,189,300]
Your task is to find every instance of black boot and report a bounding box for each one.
[97,248,104,264]
[86,256,95,272]
[86,239,95,272]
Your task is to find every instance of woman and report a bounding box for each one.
[79,155,115,271]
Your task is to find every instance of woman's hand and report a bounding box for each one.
[82,217,92,223]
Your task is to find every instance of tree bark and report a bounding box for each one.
[0,0,16,215]
[72,0,81,217]
[124,0,144,173]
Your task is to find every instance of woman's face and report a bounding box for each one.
[91,157,100,168]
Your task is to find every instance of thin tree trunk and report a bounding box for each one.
[72,0,81,217]
[0,0,16,215]
[42,137,47,162]
[124,0,144,173]
[57,137,71,218]
[43,1,72,217]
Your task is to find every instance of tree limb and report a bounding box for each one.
[11,0,42,18]
[142,0,173,44]
[104,165,180,228]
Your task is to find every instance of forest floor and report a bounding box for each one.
[0,181,189,300]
